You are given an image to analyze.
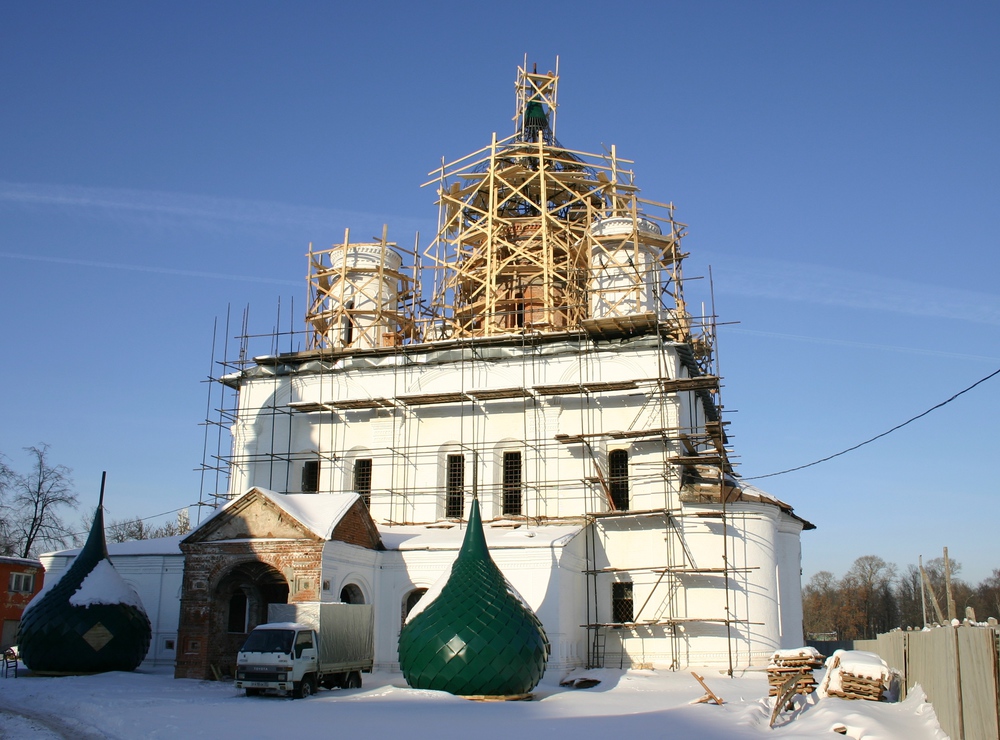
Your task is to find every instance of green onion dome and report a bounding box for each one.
[18,486,151,674]
[398,497,549,696]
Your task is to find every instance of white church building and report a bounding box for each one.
[47,62,812,679]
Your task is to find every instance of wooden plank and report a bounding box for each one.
[691,672,724,705]
[467,387,533,400]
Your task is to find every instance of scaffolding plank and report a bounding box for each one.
[580,312,659,338]
[329,397,394,410]
[659,376,720,392]
[669,455,724,466]
[467,387,533,400]
[533,383,585,395]
[581,380,638,392]
[396,391,468,406]
[286,401,330,413]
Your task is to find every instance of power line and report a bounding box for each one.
[69,503,199,539]
[744,367,1000,481]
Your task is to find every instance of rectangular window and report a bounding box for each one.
[502,451,522,516]
[446,454,465,519]
[8,573,34,594]
[301,460,319,492]
[612,582,634,623]
[608,449,629,511]
[353,458,373,507]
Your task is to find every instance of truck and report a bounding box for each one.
[235,602,374,699]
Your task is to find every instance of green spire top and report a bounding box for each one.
[398,497,549,696]
[521,99,549,142]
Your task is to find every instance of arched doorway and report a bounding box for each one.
[210,561,289,674]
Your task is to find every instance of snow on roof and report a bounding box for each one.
[379,521,582,552]
[252,622,308,631]
[0,555,42,567]
[44,535,185,559]
[193,488,361,541]
[737,481,793,509]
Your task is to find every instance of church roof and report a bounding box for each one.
[191,487,360,541]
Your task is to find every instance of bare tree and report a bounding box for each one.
[6,445,79,558]
[106,509,191,543]
[0,453,16,555]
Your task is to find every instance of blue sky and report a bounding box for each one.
[2,2,997,584]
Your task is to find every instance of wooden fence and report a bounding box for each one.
[853,626,999,740]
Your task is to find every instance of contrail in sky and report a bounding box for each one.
[707,255,1000,326]
[0,180,428,237]
[0,251,301,286]
[727,328,1000,363]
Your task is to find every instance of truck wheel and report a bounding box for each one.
[294,677,315,699]
[346,671,362,689]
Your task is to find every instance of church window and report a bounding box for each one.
[502,451,522,516]
[353,458,373,507]
[301,460,319,492]
[612,582,633,624]
[446,454,465,519]
[608,449,629,511]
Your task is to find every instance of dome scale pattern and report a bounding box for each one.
[398,497,548,696]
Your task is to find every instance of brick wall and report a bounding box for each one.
[174,540,324,679]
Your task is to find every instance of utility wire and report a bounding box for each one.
[69,503,199,539]
[744,366,1000,481]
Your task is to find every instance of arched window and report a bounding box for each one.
[340,583,365,604]
[608,449,629,511]
[343,299,355,346]
[401,588,428,629]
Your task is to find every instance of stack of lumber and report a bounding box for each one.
[820,650,890,701]
[766,647,824,696]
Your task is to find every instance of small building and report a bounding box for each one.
[1,555,44,649]
[174,488,382,679]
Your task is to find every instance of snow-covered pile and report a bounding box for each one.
[767,646,824,696]
[819,650,894,701]
[771,646,824,663]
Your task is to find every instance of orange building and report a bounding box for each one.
[1,556,44,649]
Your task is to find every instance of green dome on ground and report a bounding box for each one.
[18,484,151,674]
[398,497,548,696]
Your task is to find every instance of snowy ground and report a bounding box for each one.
[0,665,946,740]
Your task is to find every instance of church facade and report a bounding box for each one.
[171,61,812,678]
